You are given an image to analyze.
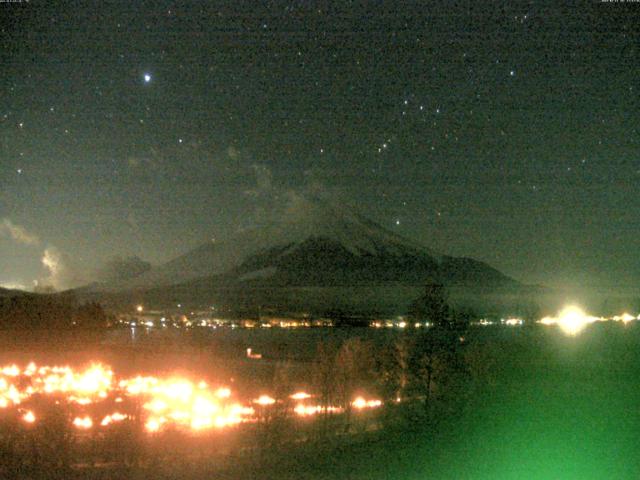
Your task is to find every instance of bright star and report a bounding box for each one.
[144,74,152,83]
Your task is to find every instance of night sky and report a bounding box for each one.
[1,1,639,291]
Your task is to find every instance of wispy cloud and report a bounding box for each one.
[0,218,40,246]
[0,281,29,291]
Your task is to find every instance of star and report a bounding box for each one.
[144,74,152,83]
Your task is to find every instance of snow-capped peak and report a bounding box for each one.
[120,196,439,289]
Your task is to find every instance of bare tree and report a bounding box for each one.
[312,341,337,438]
[378,335,412,403]
[334,338,375,432]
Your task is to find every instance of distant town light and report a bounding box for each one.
[504,318,523,326]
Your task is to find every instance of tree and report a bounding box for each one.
[312,341,337,438]
[408,284,452,328]
[376,335,413,427]
[377,335,412,403]
[258,361,294,450]
[407,284,469,418]
[412,330,456,403]
[334,338,375,432]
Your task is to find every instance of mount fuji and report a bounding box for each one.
[88,197,519,313]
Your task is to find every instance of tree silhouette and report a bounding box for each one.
[334,338,375,432]
[408,284,452,328]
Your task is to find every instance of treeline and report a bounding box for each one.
[307,325,473,435]
[0,294,110,331]
[256,287,489,446]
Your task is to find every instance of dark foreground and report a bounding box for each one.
[3,322,640,479]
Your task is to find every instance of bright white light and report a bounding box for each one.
[538,305,602,335]
[144,74,151,83]
[557,306,591,336]
[504,318,523,326]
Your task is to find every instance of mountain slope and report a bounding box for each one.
[227,237,511,287]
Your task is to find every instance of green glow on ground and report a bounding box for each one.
[412,324,640,479]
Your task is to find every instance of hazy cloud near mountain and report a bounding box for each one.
[97,256,152,283]
[0,218,86,291]
[37,246,86,291]
[240,163,357,232]
[0,218,40,246]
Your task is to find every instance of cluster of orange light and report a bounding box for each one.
[0,363,382,433]
[128,377,255,432]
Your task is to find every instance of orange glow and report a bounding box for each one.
[290,392,312,400]
[254,395,276,406]
[2,365,19,377]
[215,387,231,398]
[145,418,164,432]
[0,362,383,433]
[352,397,382,409]
[73,416,93,429]
[101,413,127,426]
[22,410,35,423]
[294,404,322,416]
